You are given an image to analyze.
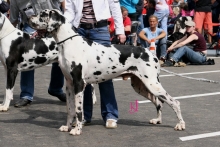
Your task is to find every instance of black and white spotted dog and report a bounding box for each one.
[0,12,97,111]
[0,12,59,111]
[29,9,186,135]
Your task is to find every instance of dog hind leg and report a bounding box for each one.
[131,76,185,130]
[131,76,163,124]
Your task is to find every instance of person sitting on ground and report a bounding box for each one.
[139,15,167,63]
[162,20,207,67]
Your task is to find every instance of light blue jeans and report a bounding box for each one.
[171,46,206,64]
[154,9,169,37]
[20,24,64,101]
[77,26,118,122]
[142,37,167,59]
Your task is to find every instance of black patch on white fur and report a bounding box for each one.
[113,45,149,65]
[76,112,82,122]
[127,66,138,71]
[70,62,84,94]
[154,58,158,63]
[83,38,93,46]
[94,71,101,75]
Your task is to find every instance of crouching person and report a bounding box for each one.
[139,15,167,63]
[162,20,207,67]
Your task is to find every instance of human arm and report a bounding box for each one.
[124,17,131,32]
[132,0,139,5]
[153,30,166,41]
[9,0,19,26]
[63,0,76,24]
[61,1,65,12]
[139,30,151,44]
[167,34,198,52]
[108,0,126,43]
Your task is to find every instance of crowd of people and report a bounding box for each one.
[0,0,218,129]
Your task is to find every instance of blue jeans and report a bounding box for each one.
[20,24,64,101]
[77,26,118,122]
[137,14,144,45]
[171,46,206,64]
[142,37,167,59]
[154,9,169,37]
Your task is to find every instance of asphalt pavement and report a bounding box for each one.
[0,55,220,147]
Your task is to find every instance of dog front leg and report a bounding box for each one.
[59,80,75,132]
[0,66,18,111]
[69,89,84,136]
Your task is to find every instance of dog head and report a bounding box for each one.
[29,9,65,32]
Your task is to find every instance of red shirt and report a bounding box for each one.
[108,16,131,35]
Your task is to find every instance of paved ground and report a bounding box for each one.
[0,55,220,147]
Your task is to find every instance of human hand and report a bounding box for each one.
[167,47,174,52]
[117,34,126,43]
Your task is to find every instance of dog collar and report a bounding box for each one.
[57,35,79,45]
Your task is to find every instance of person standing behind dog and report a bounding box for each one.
[64,0,126,129]
[9,0,66,107]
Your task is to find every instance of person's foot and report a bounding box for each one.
[14,98,32,108]
[106,119,117,129]
[161,60,175,67]
[48,90,66,102]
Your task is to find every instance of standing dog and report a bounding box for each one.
[29,9,185,135]
[0,13,60,111]
[0,12,96,111]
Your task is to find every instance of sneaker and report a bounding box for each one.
[161,60,174,67]
[72,119,91,127]
[106,119,117,129]
[48,90,66,102]
[14,98,32,108]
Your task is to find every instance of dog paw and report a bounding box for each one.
[0,105,9,112]
[149,118,162,124]
[174,121,185,131]
[69,127,82,135]
[59,125,69,132]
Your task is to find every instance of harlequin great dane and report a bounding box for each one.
[29,9,185,135]
[0,12,60,111]
[0,12,96,111]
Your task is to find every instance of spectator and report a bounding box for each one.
[153,0,169,36]
[139,15,167,63]
[144,0,156,27]
[9,0,66,107]
[193,0,212,43]
[136,0,145,46]
[0,0,9,14]
[120,0,139,21]
[108,6,131,37]
[211,0,220,34]
[162,20,207,66]
[179,2,194,17]
[64,0,126,128]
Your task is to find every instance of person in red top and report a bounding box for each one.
[162,20,207,66]
[108,6,131,36]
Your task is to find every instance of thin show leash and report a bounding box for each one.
[160,68,219,84]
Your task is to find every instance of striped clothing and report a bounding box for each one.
[80,0,96,23]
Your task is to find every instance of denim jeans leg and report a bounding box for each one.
[78,26,118,122]
[48,62,64,95]
[83,84,93,121]
[20,70,34,101]
[154,9,169,37]
[19,24,36,101]
[157,37,167,59]
[99,80,118,122]
[137,14,144,45]
[172,46,206,63]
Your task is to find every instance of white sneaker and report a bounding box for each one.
[106,119,117,129]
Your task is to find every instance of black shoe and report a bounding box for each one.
[14,99,32,108]
[161,60,174,67]
[48,90,66,102]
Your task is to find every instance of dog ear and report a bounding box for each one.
[47,10,65,32]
